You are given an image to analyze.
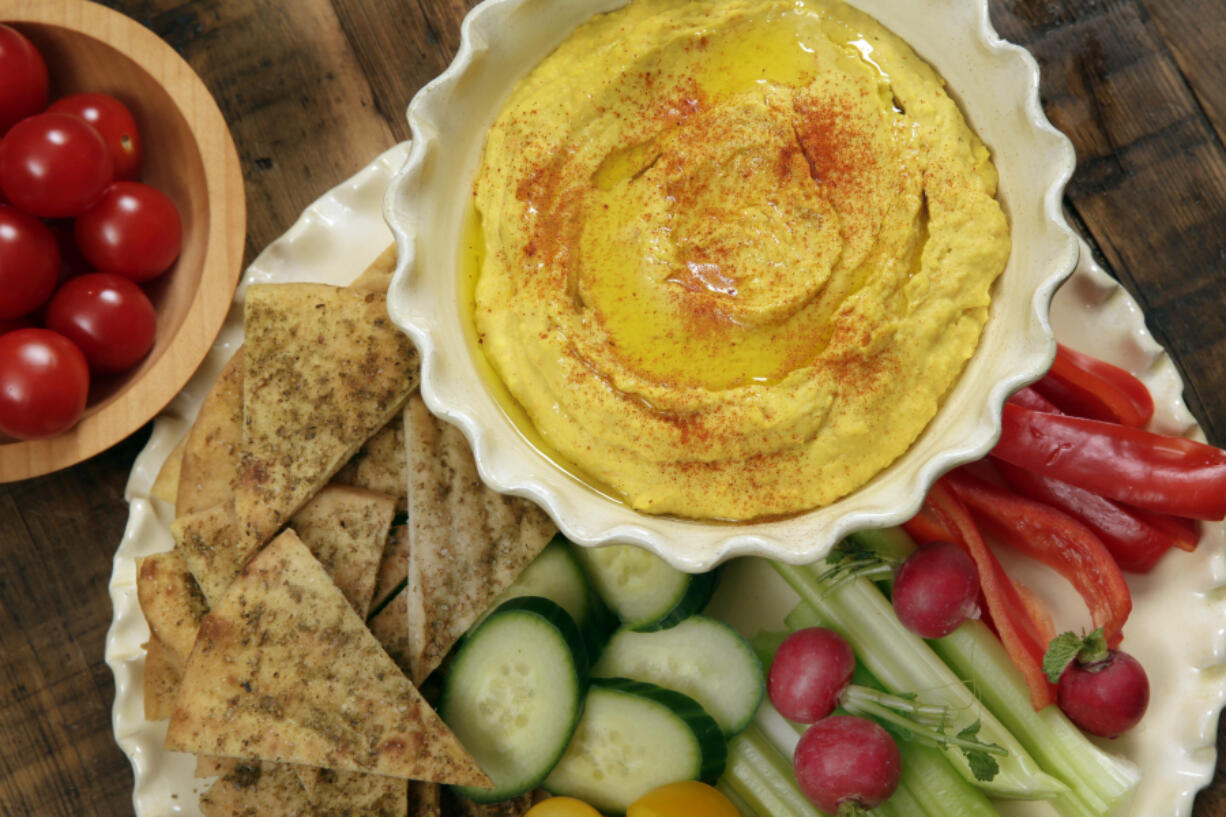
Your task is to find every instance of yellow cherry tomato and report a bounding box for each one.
[626,780,741,817]
[525,797,603,817]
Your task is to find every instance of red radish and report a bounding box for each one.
[768,627,855,723]
[1045,629,1149,738]
[793,715,901,815]
[892,541,980,638]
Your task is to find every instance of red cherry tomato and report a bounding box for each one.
[0,204,59,319]
[0,24,49,135]
[48,93,143,181]
[0,112,114,218]
[45,219,92,283]
[45,273,157,374]
[74,182,181,281]
[0,328,90,439]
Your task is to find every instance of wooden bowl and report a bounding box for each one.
[0,1,245,482]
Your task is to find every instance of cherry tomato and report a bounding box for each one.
[0,24,49,135]
[524,797,603,817]
[627,781,741,817]
[48,93,143,181]
[0,328,89,439]
[0,112,114,218]
[46,219,92,283]
[45,273,157,374]
[0,204,59,319]
[74,181,181,281]
[0,315,34,335]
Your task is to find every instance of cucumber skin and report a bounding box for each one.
[594,615,765,738]
[632,569,720,632]
[442,596,589,804]
[590,677,728,784]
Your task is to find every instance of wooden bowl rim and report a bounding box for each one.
[0,1,245,483]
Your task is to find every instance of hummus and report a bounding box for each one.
[471,0,1010,520]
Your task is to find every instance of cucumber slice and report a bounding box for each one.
[441,596,586,803]
[570,542,717,631]
[474,535,608,666]
[591,615,764,737]
[544,677,727,815]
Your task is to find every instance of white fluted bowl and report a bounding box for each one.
[384,0,1078,571]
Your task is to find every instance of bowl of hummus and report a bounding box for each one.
[385,0,1078,570]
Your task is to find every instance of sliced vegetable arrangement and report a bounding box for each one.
[438,347,1211,817]
[0,23,182,439]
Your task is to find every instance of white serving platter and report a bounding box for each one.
[106,141,1226,817]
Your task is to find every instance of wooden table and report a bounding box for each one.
[1,0,1224,814]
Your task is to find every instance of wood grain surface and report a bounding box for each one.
[0,1,1223,815]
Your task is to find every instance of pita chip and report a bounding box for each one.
[370,586,410,675]
[291,484,396,617]
[296,767,407,816]
[411,782,441,817]
[236,284,419,549]
[200,762,312,817]
[197,755,242,779]
[136,550,208,667]
[404,394,555,683]
[371,524,410,614]
[165,529,490,788]
[178,348,245,517]
[171,500,249,609]
[349,244,397,294]
[142,637,181,721]
[151,436,186,507]
[335,417,409,511]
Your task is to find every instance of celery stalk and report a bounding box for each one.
[770,561,1066,800]
[753,627,1004,817]
[933,620,1139,816]
[897,740,1001,817]
[724,724,828,817]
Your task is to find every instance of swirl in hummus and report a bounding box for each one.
[470,0,1010,520]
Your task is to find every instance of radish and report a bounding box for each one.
[793,715,901,815]
[891,541,980,638]
[766,625,1006,787]
[1044,629,1149,738]
[768,627,854,723]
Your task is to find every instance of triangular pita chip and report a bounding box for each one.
[197,755,241,779]
[291,484,396,617]
[151,435,186,507]
[142,637,181,721]
[349,244,397,294]
[166,529,490,788]
[178,348,245,517]
[296,767,407,816]
[200,762,311,817]
[236,284,419,549]
[371,524,409,614]
[171,501,249,609]
[334,417,409,511]
[411,782,441,817]
[137,550,208,667]
[370,586,410,675]
[404,395,556,683]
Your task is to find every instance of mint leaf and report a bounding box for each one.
[1043,631,1084,684]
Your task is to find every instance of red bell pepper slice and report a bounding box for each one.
[1126,505,1199,552]
[945,469,1131,649]
[901,506,953,545]
[994,402,1226,521]
[1008,386,1061,414]
[994,459,1176,572]
[1034,344,1154,428]
[924,477,1056,710]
